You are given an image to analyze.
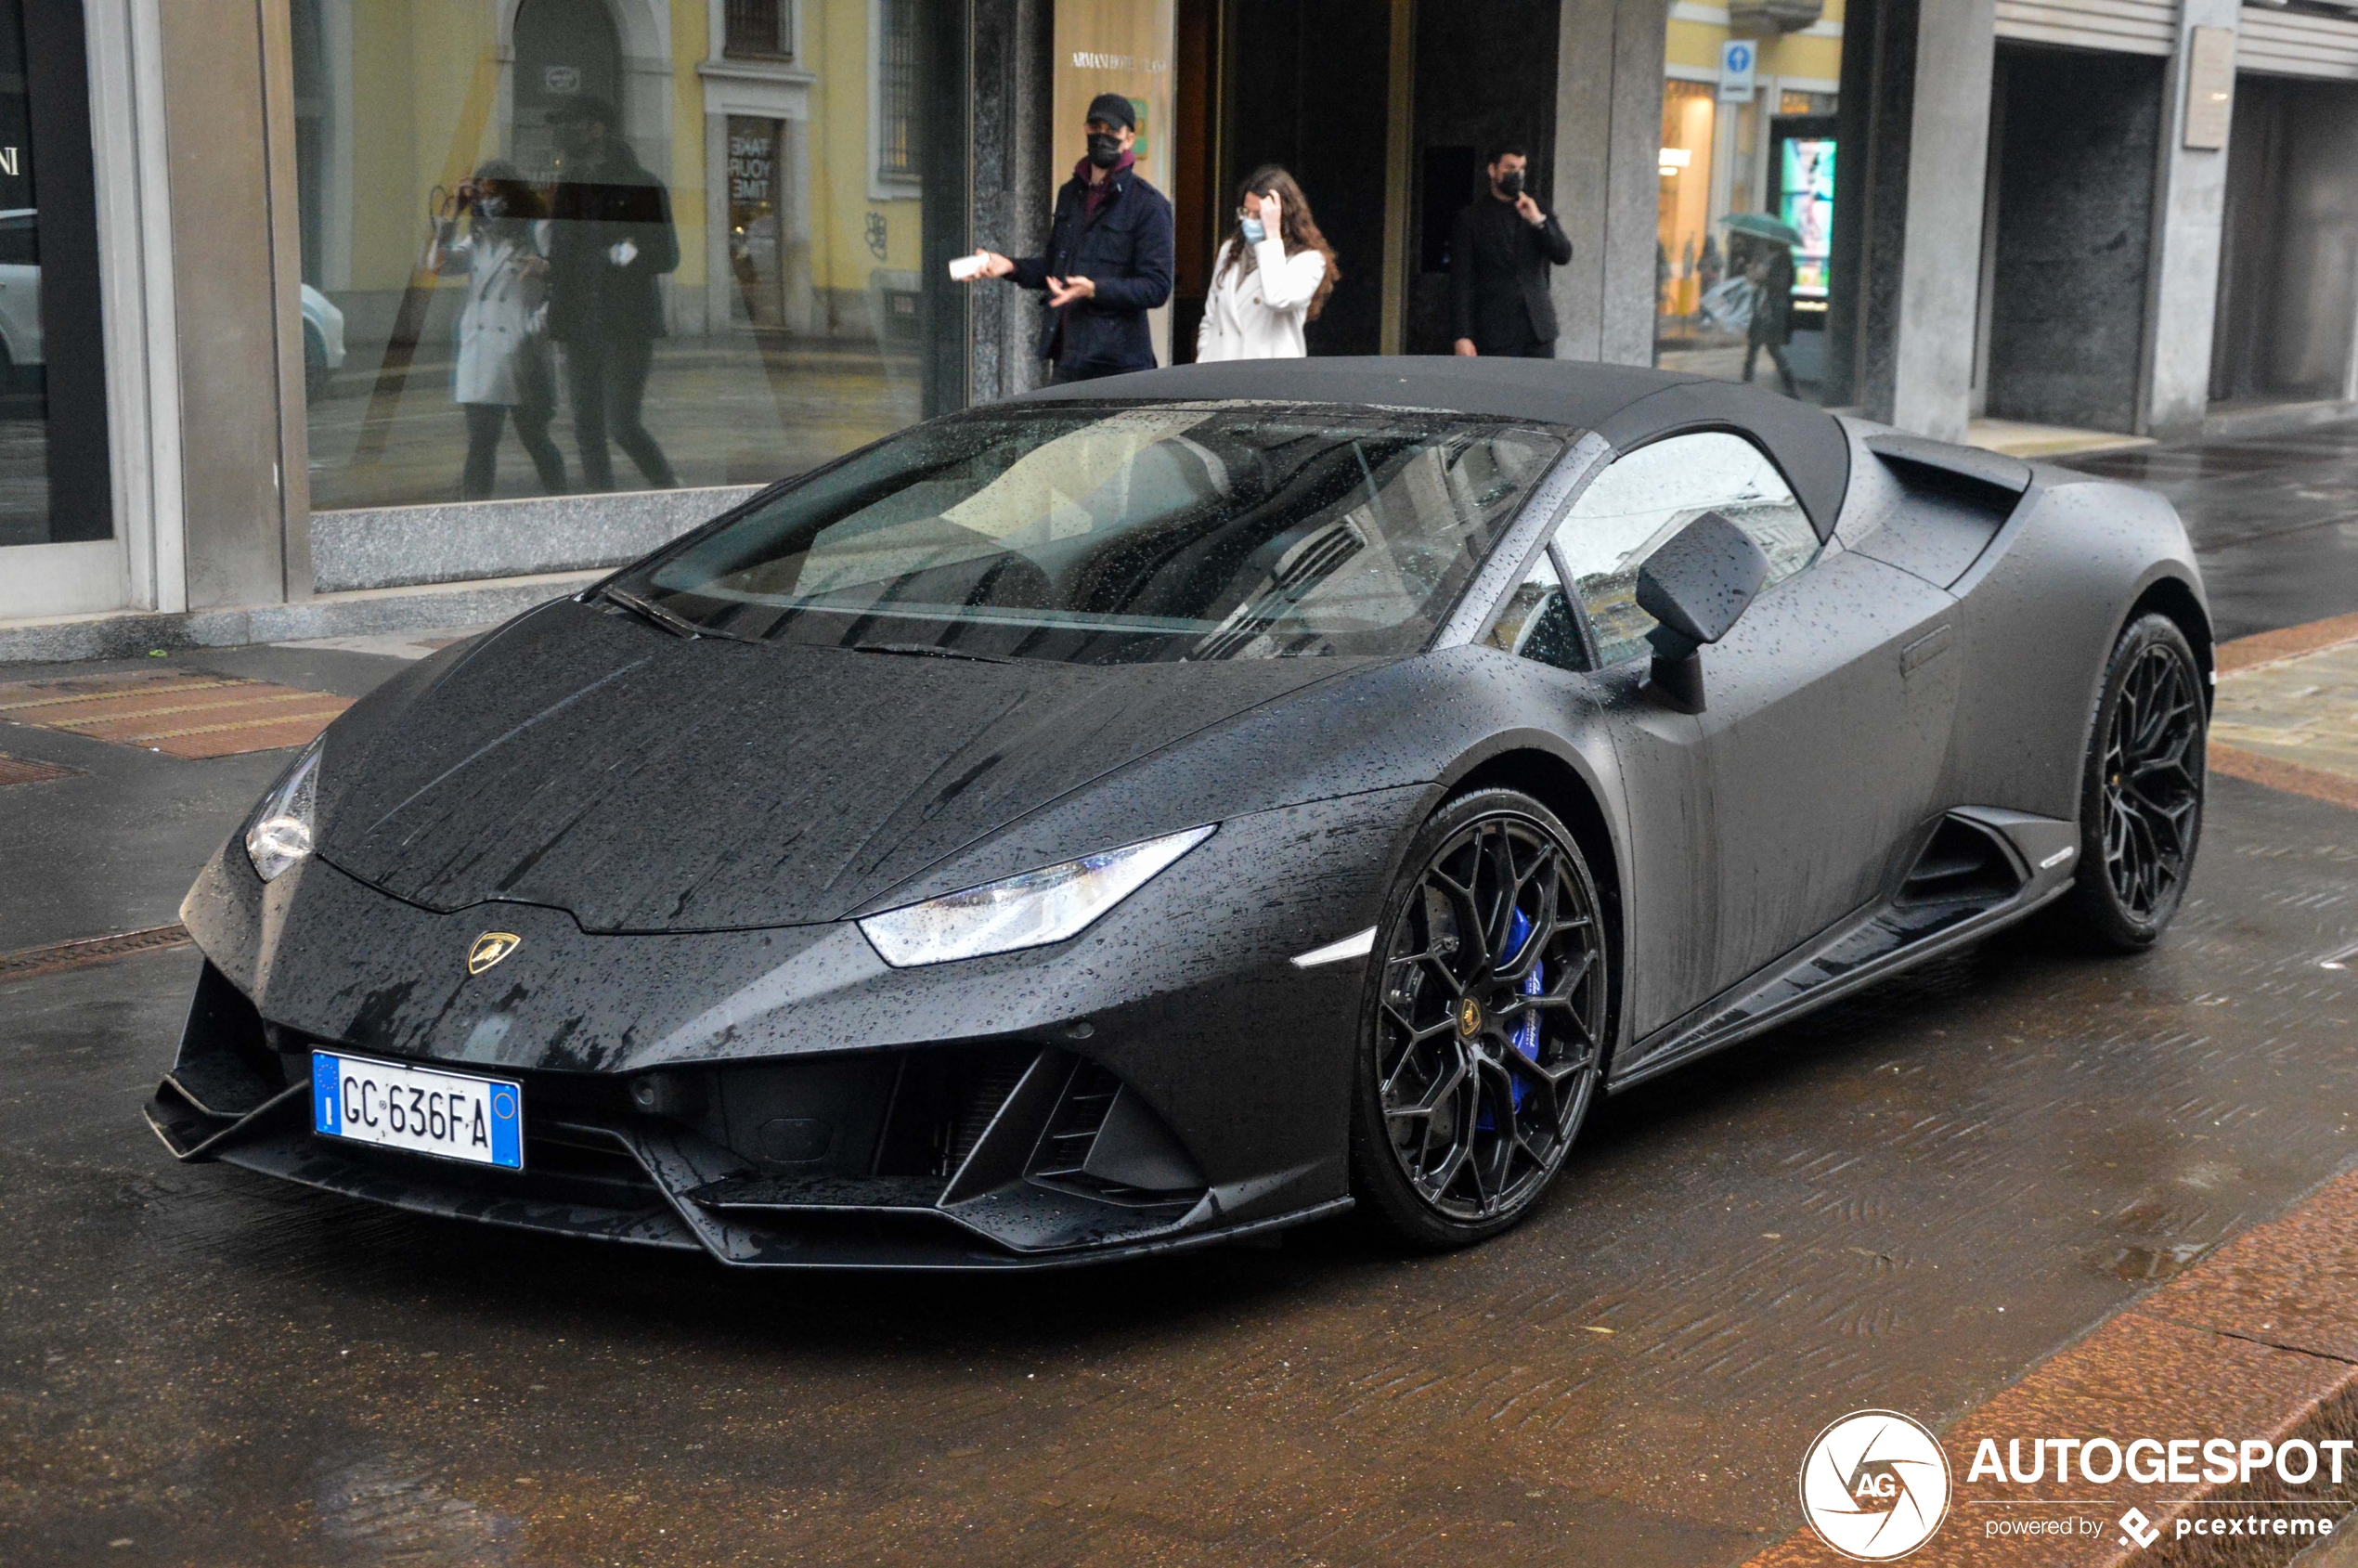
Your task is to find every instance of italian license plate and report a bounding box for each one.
[311,1051,523,1170]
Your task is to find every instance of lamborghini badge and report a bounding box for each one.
[468,931,522,976]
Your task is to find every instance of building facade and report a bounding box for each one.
[6,0,2358,651]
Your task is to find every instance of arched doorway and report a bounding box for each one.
[511,0,622,184]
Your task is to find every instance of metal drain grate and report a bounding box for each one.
[0,753,81,786]
[0,924,194,983]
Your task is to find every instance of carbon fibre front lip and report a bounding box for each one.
[149,1084,1353,1270]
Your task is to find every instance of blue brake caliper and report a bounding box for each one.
[1478,906,1545,1128]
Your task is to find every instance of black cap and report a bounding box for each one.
[547,94,617,128]
[1085,93,1136,132]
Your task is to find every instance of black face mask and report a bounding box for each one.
[1497,169,1524,197]
[1086,133,1124,169]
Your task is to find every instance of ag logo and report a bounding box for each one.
[1798,1410,1951,1561]
[467,931,522,976]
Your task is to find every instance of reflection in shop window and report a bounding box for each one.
[0,0,112,551]
[725,0,795,61]
[875,0,920,184]
[290,0,964,520]
[1655,3,1845,407]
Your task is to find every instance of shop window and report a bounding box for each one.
[287,0,965,533]
[725,0,795,61]
[1655,3,1846,407]
[0,0,111,551]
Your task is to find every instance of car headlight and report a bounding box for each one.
[858,824,1215,967]
[244,738,323,883]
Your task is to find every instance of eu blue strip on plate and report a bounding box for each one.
[314,1052,342,1135]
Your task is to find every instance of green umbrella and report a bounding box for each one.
[1722,213,1805,247]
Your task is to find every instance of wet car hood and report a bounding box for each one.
[315,599,1352,932]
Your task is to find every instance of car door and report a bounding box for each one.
[1550,431,1962,1044]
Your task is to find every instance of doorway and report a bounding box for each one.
[1217,0,1393,356]
[1976,44,2163,434]
[2210,74,2358,408]
[512,0,625,184]
[1403,0,1559,354]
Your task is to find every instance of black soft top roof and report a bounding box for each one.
[1015,356,1853,538]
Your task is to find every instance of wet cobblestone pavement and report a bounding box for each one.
[1,427,2356,1566]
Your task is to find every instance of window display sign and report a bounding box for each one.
[1778,136,1835,300]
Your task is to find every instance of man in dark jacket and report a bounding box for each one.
[1448,146,1574,358]
[965,93,1173,382]
[546,96,679,489]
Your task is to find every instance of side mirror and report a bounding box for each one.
[1635,511,1769,714]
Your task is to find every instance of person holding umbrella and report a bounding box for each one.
[1725,213,1802,398]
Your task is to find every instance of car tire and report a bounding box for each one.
[2051,613,2207,952]
[1348,788,1610,1250]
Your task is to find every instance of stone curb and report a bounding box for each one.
[2211,747,2358,815]
[0,570,603,665]
[1743,1164,2358,1568]
[2217,616,2358,676]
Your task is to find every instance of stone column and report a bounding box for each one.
[1832,0,1995,441]
[2141,0,2239,437]
[1887,0,1995,441]
[1550,0,1666,366]
[969,0,1054,404]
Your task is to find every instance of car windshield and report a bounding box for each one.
[611,403,1565,664]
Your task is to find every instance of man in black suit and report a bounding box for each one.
[1448,145,1574,358]
[965,93,1174,383]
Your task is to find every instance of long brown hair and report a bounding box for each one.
[1214,165,1340,321]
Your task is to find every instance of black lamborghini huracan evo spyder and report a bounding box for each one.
[149,359,2212,1267]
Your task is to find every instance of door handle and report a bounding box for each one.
[1900,624,1954,679]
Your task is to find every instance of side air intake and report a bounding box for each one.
[1896,815,2028,909]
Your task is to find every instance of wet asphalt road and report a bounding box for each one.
[2065,427,2358,641]
[6,778,2355,1567]
[3,430,2357,1566]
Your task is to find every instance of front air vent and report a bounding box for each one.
[1025,1058,1206,1209]
[1029,1060,1124,1185]
[1897,816,2027,909]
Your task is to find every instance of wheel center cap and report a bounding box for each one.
[1456,996,1484,1038]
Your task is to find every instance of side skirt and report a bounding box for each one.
[1607,810,2077,1093]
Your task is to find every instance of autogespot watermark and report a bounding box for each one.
[1799,1415,2350,1558]
[1800,1411,1953,1560]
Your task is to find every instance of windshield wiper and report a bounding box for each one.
[849,641,1015,665]
[601,585,710,641]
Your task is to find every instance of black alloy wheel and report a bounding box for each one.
[1349,789,1610,1248]
[2056,613,2207,952]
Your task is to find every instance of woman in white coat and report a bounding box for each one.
[426,162,568,500]
[1195,166,1339,361]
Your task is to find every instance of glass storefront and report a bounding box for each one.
[1654,4,1846,406]
[0,0,110,549]
[290,0,967,514]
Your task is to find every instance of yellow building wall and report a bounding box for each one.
[803,0,922,300]
[1665,0,1846,83]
